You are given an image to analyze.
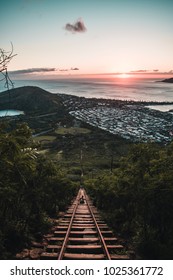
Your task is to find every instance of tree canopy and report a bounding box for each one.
[0,122,77,259]
[85,142,173,259]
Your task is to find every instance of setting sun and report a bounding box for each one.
[117,73,131,78]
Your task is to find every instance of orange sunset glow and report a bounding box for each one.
[116,74,131,79]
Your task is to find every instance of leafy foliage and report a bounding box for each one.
[85,142,173,259]
[0,122,77,259]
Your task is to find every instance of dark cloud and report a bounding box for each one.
[162,70,173,74]
[59,69,68,72]
[153,69,159,72]
[58,68,79,72]
[65,18,87,33]
[10,68,56,74]
[130,70,148,73]
[71,67,79,70]
[10,67,80,75]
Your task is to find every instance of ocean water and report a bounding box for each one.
[0,77,173,103]
[0,109,24,117]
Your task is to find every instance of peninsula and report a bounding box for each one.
[160,77,173,83]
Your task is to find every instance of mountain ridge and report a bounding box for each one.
[0,86,63,114]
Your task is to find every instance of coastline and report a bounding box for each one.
[1,85,173,143]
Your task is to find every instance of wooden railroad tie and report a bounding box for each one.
[41,188,129,260]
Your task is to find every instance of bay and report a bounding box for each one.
[146,104,173,112]
[0,109,24,117]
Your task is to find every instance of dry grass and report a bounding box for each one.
[55,127,91,135]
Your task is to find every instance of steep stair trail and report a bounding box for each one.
[41,188,129,260]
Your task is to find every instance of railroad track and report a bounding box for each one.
[41,188,129,260]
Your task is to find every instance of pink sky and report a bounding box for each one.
[1,1,173,80]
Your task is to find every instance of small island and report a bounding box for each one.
[160,77,173,83]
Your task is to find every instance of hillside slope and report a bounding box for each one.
[0,86,63,114]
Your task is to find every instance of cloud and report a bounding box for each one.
[128,69,173,76]
[10,68,56,74]
[65,18,87,33]
[10,67,80,75]
[59,69,68,72]
[71,67,79,70]
[130,70,148,73]
[58,67,79,72]
[161,70,173,74]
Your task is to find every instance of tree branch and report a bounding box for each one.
[0,43,17,90]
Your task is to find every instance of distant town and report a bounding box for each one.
[60,94,173,143]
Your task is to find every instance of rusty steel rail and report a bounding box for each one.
[57,190,81,260]
[84,190,111,260]
[41,188,129,260]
